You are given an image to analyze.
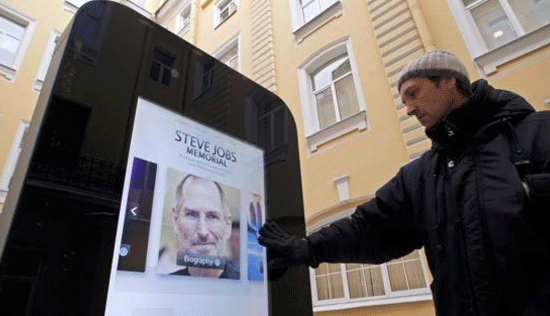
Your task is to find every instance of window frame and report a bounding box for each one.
[212,34,240,71]
[0,120,29,203]
[150,47,176,87]
[0,4,36,81]
[299,0,336,24]
[298,38,368,152]
[193,59,215,99]
[446,0,550,75]
[63,0,94,13]
[34,31,60,91]
[176,4,192,36]
[213,0,238,28]
[288,0,343,43]
[123,0,153,18]
[128,0,146,8]
[310,53,357,130]
[307,210,432,311]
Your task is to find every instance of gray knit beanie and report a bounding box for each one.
[397,50,470,92]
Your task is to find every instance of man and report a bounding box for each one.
[259,51,550,315]
[171,174,239,279]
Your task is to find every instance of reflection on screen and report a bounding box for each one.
[104,98,267,316]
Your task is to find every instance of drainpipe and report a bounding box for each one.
[406,0,435,51]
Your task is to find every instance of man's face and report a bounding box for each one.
[400,77,457,129]
[173,178,231,258]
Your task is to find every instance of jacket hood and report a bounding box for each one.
[426,79,535,150]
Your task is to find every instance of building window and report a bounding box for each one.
[0,121,29,199]
[64,0,94,12]
[123,0,153,18]
[0,5,36,80]
[465,0,550,50]
[177,5,191,36]
[214,0,238,27]
[128,0,146,8]
[34,31,60,91]
[298,39,367,152]
[0,17,25,71]
[150,47,176,86]
[300,0,338,24]
[214,36,239,71]
[448,0,550,74]
[66,0,93,6]
[310,53,359,130]
[312,251,430,308]
[257,104,288,166]
[193,59,214,98]
[289,0,342,42]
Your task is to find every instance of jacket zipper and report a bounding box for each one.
[444,156,478,315]
[471,129,506,315]
[455,218,477,314]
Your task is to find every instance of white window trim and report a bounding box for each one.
[34,31,60,92]
[212,34,240,72]
[289,0,343,43]
[123,0,153,19]
[298,38,368,152]
[313,292,433,312]
[0,4,36,81]
[475,23,550,75]
[446,0,550,75]
[63,0,92,13]
[307,210,432,311]
[63,1,78,13]
[0,120,29,202]
[176,4,192,36]
[128,0,146,8]
[213,0,238,28]
[310,261,432,309]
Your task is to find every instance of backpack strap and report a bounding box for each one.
[502,116,531,179]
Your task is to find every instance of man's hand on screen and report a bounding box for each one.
[258,221,313,269]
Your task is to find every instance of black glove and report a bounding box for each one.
[258,221,316,269]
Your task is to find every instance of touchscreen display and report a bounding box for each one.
[104,98,268,316]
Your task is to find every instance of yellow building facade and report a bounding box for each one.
[1,0,549,314]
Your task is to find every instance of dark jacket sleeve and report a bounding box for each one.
[522,171,550,315]
[523,112,550,218]
[306,168,422,265]
[521,113,550,315]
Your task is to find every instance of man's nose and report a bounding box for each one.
[197,215,209,237]
[405,102,416,116]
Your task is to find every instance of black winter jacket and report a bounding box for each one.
[307,80,550,315]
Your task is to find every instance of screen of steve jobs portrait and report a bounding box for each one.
[103,98,268,316]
